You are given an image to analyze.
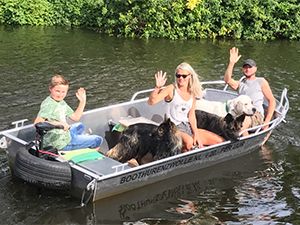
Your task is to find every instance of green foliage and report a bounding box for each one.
[0,0,54,25]
[48,0,87,26]
[0,0,299,40]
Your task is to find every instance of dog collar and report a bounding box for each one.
[225,101,229,113]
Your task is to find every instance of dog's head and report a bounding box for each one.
[224,113,246,130]
[157,117,177,138]
[153,117,182,159]
[227,95,256,118]
[106,130,139,163]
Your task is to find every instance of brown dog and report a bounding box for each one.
[106,118,182,165]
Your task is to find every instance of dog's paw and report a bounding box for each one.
[127,158,139,167]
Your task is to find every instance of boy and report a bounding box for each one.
[34,74,102,150]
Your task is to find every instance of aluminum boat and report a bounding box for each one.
[0,81,289,205]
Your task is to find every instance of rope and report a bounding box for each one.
[80,179,96,207]
[38,150,59,157]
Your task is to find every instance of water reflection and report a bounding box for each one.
[234,160,291,223]
[33,150,269,224]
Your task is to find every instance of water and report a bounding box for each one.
[0,26,299,224]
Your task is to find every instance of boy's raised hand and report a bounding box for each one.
[76,87,86,103]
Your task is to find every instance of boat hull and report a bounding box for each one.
[90,134,265,201]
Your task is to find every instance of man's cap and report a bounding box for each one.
[243,59,256,67]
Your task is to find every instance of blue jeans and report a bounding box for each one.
[62,123,103,151]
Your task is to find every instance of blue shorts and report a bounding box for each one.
[62,122,103,151]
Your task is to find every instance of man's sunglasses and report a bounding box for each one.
[175,73,190,79]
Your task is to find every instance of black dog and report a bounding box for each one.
[106,118,182,165]
[195,110,246,141]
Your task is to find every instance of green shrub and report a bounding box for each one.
[47,0,86,26]
[0,0,299,40]
[0,0,54,25]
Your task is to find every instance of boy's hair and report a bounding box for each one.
[49,74,69,89]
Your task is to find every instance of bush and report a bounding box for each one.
[0,0,54,25]
[0,0,299,40]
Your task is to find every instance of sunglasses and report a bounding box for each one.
[175,73,190,79]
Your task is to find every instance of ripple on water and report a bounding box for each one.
[291,187,300,200]
[269,115,300,148]
[233,162,293,223]
[0,152,10,179]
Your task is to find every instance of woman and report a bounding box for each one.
[148,62,223,152]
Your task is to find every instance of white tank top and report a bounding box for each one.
[167,88,193,125]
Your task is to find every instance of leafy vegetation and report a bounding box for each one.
[0,0,299,40]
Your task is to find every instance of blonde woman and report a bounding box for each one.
[148,62,223,152]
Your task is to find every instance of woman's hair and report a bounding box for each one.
[49,74,69,89]
[174,62,203,98]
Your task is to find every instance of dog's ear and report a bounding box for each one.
[236,114,246,123]
[166,117,172,124]
[165,118,177,133]
[164,114,167,122]
[158,119,166,137]
[157,126,164,137]
[162,117,172,126]
[224,113,234,124]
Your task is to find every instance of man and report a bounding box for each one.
[224,47,276,135]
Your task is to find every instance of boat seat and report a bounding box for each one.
[119,116,159,127]
[60,148,130,176]
[110,116,159,132]
[78,157,131,176]
[59,148,104,163]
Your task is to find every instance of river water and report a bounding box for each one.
[0,26,299,225]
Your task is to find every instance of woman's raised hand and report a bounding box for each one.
[155,71,167,88]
